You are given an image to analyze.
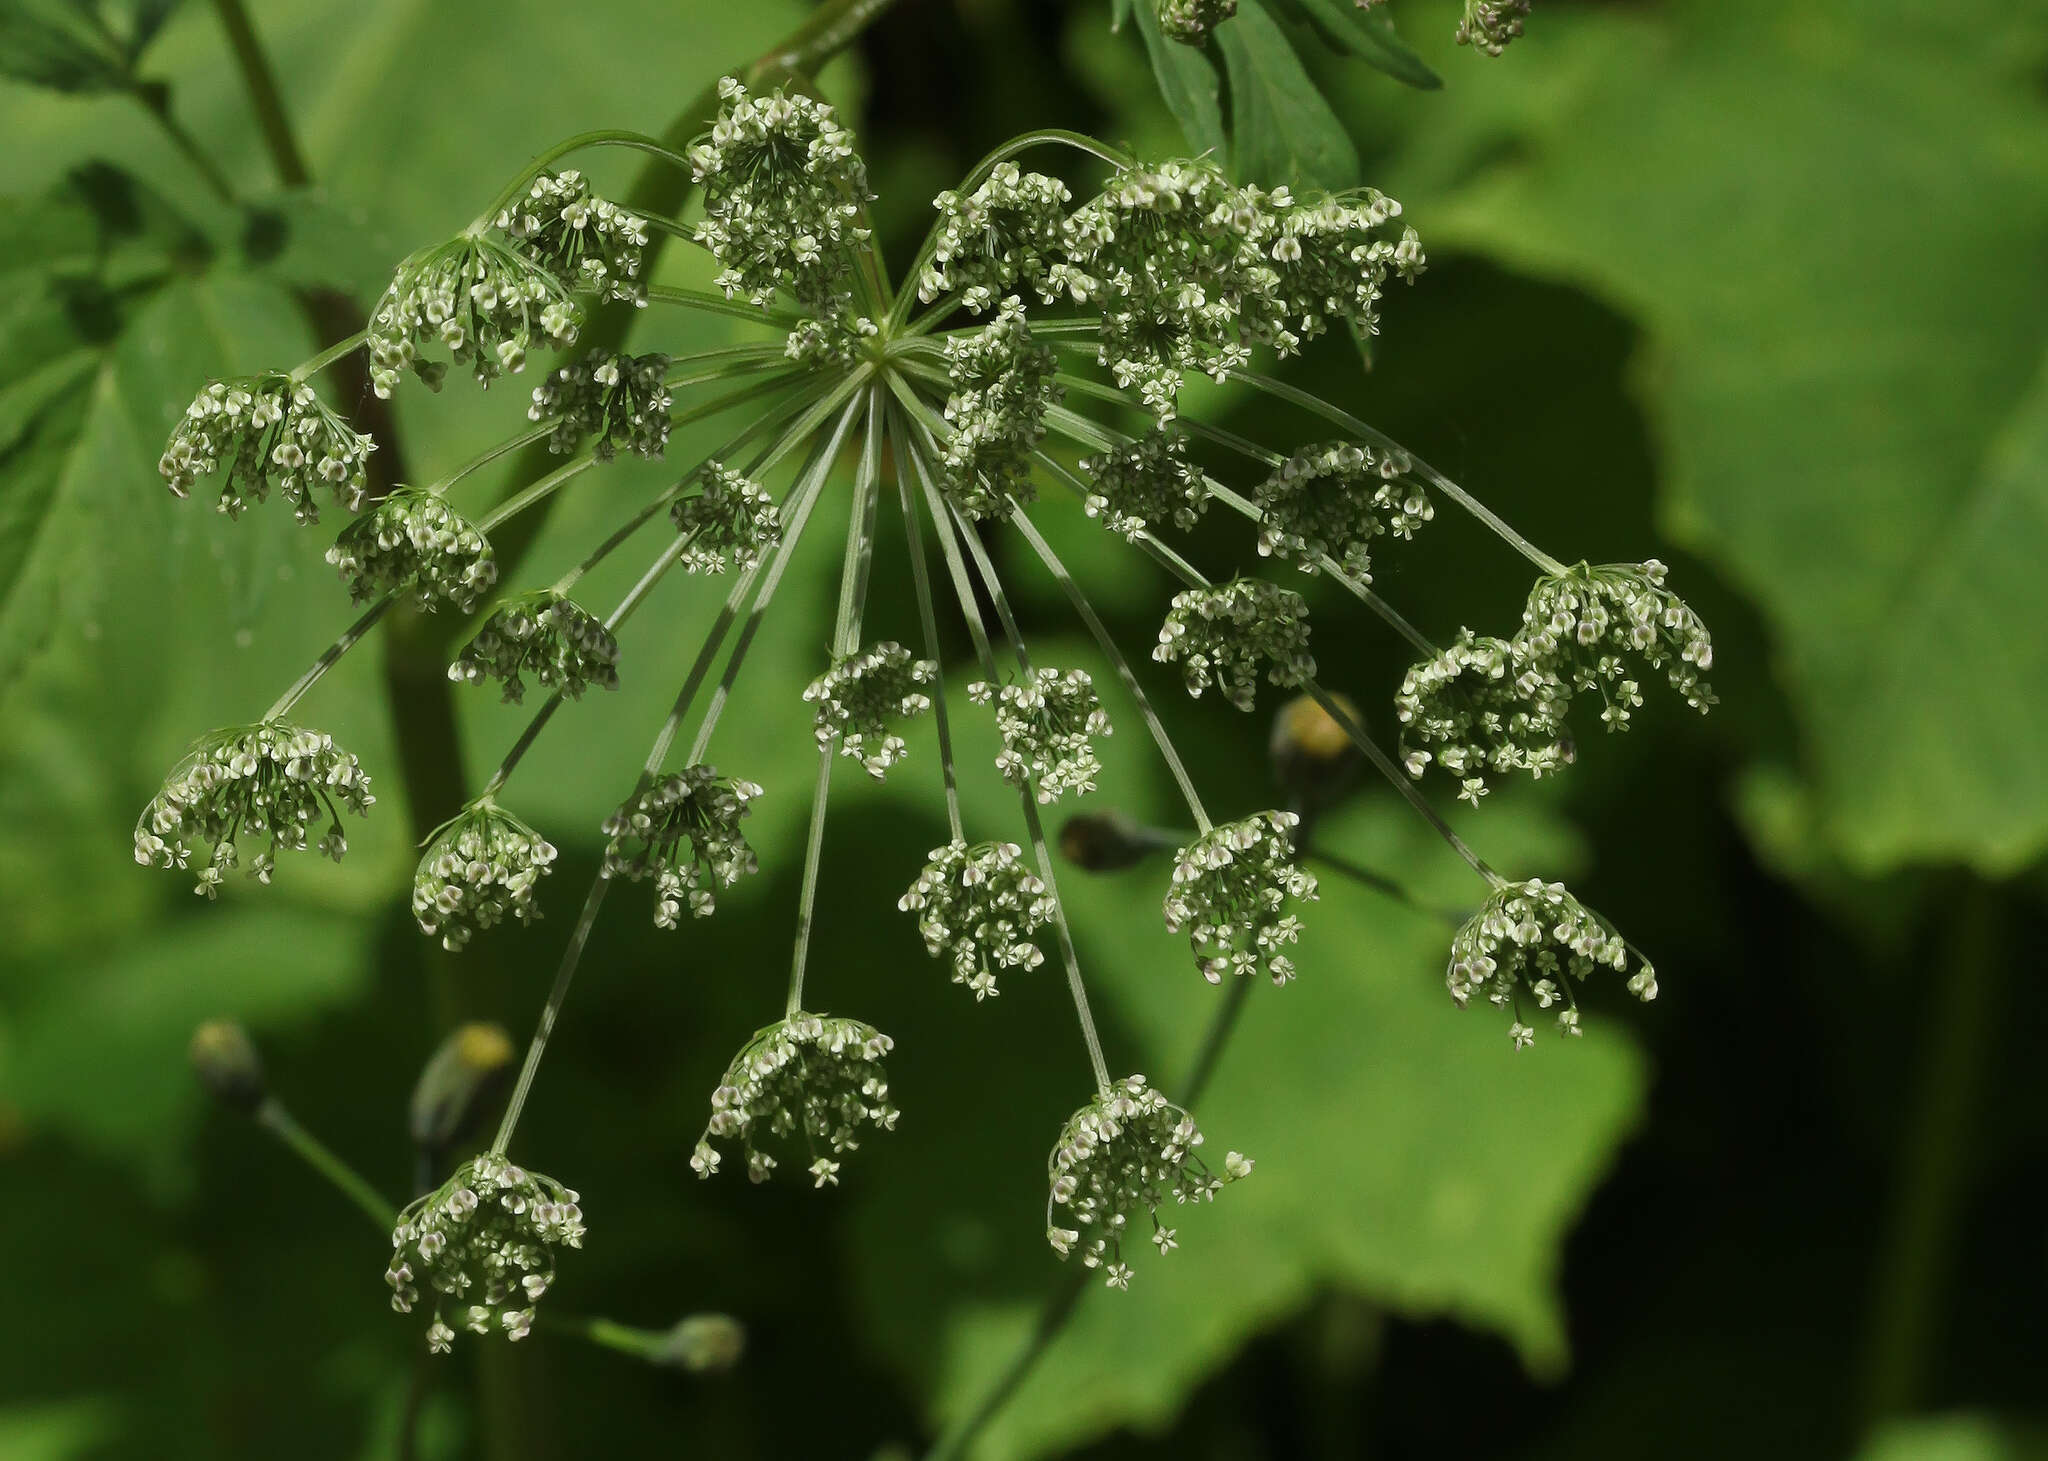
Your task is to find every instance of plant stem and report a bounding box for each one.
[489,876,612,1157]
[1228,369,1566,577]
[264,596,394,720]
[208,0,308,186]
[785,746,836,1019]
[889,413,965,841]
[906,434,1112,1094]
[255,1098,398,1229]
[646,284,801,328]
[134,84,237,204]
[1858,879,2006,1430]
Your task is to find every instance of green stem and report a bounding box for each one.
[1859,880,2006,1429]
[785,745,835,1019]
[291,330,367,382]
[208,0,308,187]
[1228,369,1566,577]
[255,1098,398,1229]
[889,410,965,841]
[489,876,612,1157]
[646,283,800,329]
[474,129,697,229]
[264,596,394,721]
[906,436,1113,1094]
[134,83,237,205]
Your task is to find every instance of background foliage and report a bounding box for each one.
[2,0,2045,1457]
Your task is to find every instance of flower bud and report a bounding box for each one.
[655,1313,747,1374]
[410,1023,516,1158]
[190,1019,267,1115]
[1057,810,1166,872]
[1270,692,1361,817]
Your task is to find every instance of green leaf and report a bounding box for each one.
[0,0,180,92]
[1217,0,1360,187]
[0,906,375,1198]
[1131,0,1228,164]
[847,640,1645,1460]
[0,1399,121,1461]
[1272,0,1442,89]
[1404,0,2048,873]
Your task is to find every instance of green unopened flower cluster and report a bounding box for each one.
[1458,0,1532,55]
[496,169,650,306]
[134,723,372,894]
[1396,630,1573,805]
[367,235,581,398]
[939,297,1062,517]
[386,1153,585,1352]
[159,374,372,523]
[1155,578,1316,711]
[1080,427,1208,541]
[529,349,673,460]
[691,1014,898,1186]
[804,642,936,778]
[1045,1075,1249,1290]
[970,666,1110,802]
[919,162,1073,310]
[1164,810,1317,984]
[412,801,558,951]
[450,590,619,704]
[600,765,763,928]
[1448,878,1654,1048]
[326,488,497,612]
[1155,0,1237,43]
[690,78,871,325]
[899,839,1055,1000]
[670,462,782,574]
[1254,441,1430,579]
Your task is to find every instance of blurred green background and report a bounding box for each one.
[2,0,2046,1457]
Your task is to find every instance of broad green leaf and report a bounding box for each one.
[0,0,180,92]
[1217,0,1360,187]
[1397,0,2048,873]
[847,639,1644,1460]
[1131,0,1227,165]
[1272,0,1441,90]
[0,905,374,1198]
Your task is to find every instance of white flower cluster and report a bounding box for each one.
[134,722,373,896]
[670,462,782,574]
[600,765,763,928]
[1045,1075,1249,1289]
[804,643,936,778]
[1154,578,1316,711]
[690,79,872,319]
[939,297,1062,518]
[691,1014,899,1186]
[1080,427,1210,541]
[1163,810,1318,984]
[969,666,1110,802]
[1448,878,1654,1047]
[1254,441,1431,580]
[1060,162,1421,415]
[326,488,497,613]
[898,839,1055,1000]
[449,590,620,704]
[367,236,581,398]
[528,349,672,461]
[1156,0,1237,43]
[159,374,372,523]
[918,162,1074,309]
[1395,630,1573,805]
[1458,0,1532,55]
[411,801,558,951]
[1518,560,1715,727]
[496,169,649,306]
[386,1153,585,1352]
